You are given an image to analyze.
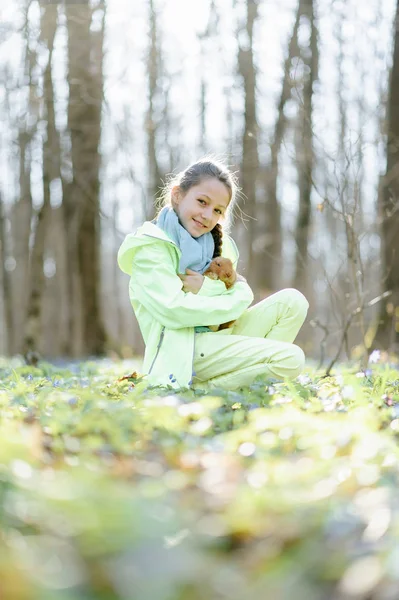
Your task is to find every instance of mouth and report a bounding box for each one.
[193,218,207,229]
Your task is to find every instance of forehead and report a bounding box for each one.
[190,178,230,208]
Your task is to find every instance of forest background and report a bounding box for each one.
[1,0,399,366]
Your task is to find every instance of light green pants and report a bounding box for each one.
[192,288,309,390]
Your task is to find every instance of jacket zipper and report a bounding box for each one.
[190,333,196,386]
[142,233,177,378]
[142,231,195,387]
[148,326,165,374]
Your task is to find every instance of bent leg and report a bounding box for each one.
[232,288,308,343]
[192,332,305,390]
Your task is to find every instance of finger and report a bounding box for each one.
[185,268,198,274]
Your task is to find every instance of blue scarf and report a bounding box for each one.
[156,206,214,275]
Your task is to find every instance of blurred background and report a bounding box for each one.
[0,0,398,363]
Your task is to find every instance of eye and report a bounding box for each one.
[198,199,206,205]
[215,208,222,215]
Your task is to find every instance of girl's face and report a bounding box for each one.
[172,178,230,238]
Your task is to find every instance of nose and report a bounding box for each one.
[201,206,213,222]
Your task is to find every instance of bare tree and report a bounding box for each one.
[9,4,38,354]
[293,0,319,291]
[65,0,106,356]
[0,191,13,354]
[260,6,301,291]
[197,0,221,154]
[238,0,259,284]
[372,0,399,351]
[23,2,59,357]
[146,0,163,219]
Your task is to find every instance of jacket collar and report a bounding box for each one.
[137,221,178,246]
[117,220,181,275]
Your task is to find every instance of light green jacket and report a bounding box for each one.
[117,221,254,389]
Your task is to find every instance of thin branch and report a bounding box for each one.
[323,290,392,377]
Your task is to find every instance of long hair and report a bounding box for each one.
[157,157,239,257]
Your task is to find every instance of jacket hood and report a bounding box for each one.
[117,221,179,275]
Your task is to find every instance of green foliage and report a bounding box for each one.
[1,359,399,599]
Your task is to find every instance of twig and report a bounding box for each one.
[322,290,392,377]
[309,318,329,369]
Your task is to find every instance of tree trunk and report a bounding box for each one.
[261,7,301,291]
[11,133,33,355]
[0,192,13,354]
[374,1,399,351]
[23,2,58,356]
[11,4,37,354]
[112,196,123,351]
[146,0,162,219]
[197,1,220,156]
[238,0,259,285]
[293,0,319,292]
[66,1,106,356]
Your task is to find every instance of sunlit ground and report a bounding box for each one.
[1,356,399,598]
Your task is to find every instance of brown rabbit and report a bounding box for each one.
[203,257,237,331]
[204,257,237,289]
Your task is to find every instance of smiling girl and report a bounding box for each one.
[118,158,308,390]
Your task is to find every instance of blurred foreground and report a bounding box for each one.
[1,357,399,599]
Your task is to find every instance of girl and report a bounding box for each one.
[118,158,308,390]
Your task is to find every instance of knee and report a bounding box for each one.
[279,288,309,318]
[287,345,306,379]
[265,343,306,380]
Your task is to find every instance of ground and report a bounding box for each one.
[0,356,399,600]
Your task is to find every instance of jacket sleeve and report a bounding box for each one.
[197,275,229,296]
[130,244,254,329]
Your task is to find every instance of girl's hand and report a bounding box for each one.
[178,269,204,294]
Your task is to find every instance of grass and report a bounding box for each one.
[0,356,399,599]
